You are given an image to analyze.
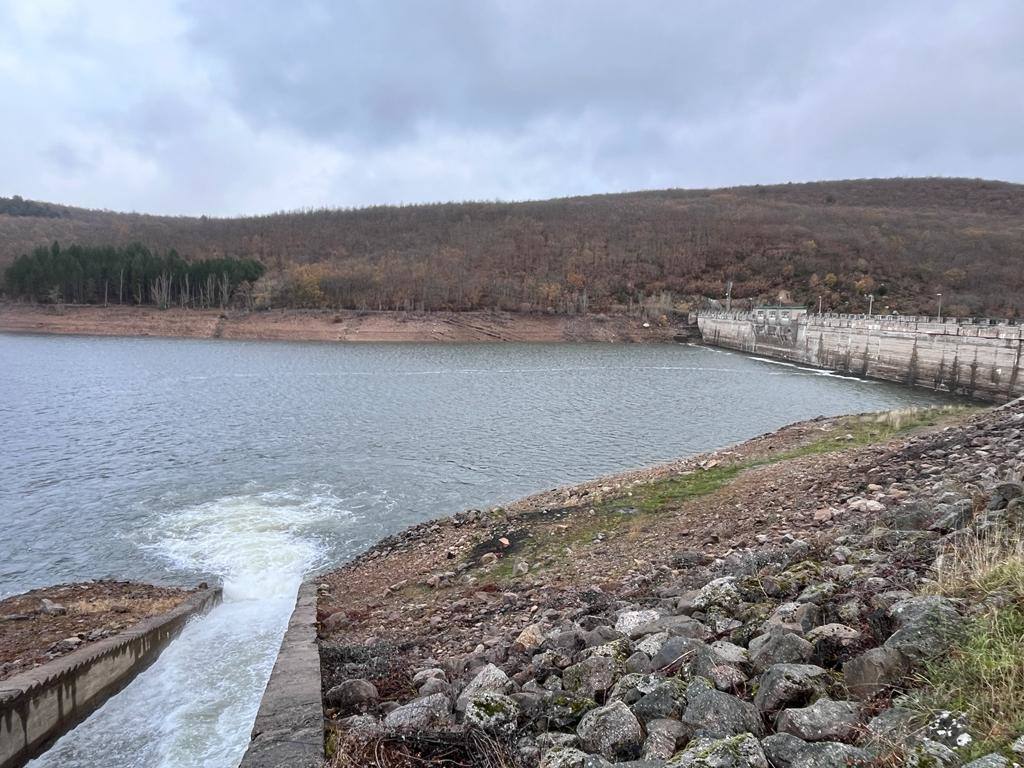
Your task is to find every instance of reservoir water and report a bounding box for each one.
[0,334,952,767]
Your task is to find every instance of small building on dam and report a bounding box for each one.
[697,308,1024,403]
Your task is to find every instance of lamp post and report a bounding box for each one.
[937,293,943,322]
[818,295,823,314]
[867,294,874,317]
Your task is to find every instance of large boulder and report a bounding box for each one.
[884,596,964,662]
[774,699,860,743]
[576,700,644,761]
[644,718,687,760]
[843,646,910,699]
[563,656,618,698]
[456,662,512,711]
[753,664,829,715]
[383,693,453,730]
[682,678,764,739]
[749,630,813,672]
[666,734,768,767]
[631,678,688,723]
[544,692,599,729]
[325,678,379,714]
[462,692,520,733]
[760,733,809,768]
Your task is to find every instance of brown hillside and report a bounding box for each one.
[2,178,1022,316]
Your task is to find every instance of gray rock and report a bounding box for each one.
[843,646,910,699]
[790,742,871,767]
[762,602,822,636]
[863,706,919,749]
[39,598,67,616]
[631,678,688,723]
[325,678,379,713]
[804,624,862,668]
[644,718,687,760]
[665,734,768,767]
[651,636,704,673]
[576,700,644,761]
[616,609,662,635]
[537,732,580,750]
[749,630,813,672]
[694,577,743,613]
[611,673,663,704]
[383,692,453,729]
[682,678,764,739]
[929,500,974,532]
[544,692,598,729]
[963,755,1009,768]
[987,482,1023,510]
[626,650,652,673]
[563,656,617,698]
[632,614,706,640]
[922,710,973,751]
[541,746,589,768]
[760,733,809,768]
[462,692,520,733]
[753,664,829,715]
[885,596,964,662]
[775,699,860,743]
[795,582,836,605]
[418,677,451,696]
[456,662,511,711]
[904,739,959,766]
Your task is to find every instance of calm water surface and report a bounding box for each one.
[0,334,951,767]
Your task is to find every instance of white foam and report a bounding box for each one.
[30,488,347,768]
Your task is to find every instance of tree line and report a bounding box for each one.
[3,242,265,308]
[2,179,1022,317]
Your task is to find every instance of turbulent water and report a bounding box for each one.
[0,334,953,767]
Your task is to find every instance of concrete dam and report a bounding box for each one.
[697,310,1024,403]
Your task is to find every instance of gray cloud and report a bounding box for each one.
[0,0,1021,215]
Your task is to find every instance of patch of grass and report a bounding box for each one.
[605,464,743,514]
[761,406,975,464]
[911,603,1024,757]
[910,529,1024,757]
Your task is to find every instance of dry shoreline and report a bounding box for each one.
[314,400,1024,766]
[0,304,693,344]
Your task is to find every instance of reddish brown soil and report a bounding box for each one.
[0,304,690,344]
[0,581,194,680]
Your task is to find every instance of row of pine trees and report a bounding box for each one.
[4,242,265,308]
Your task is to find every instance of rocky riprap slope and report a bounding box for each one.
[321,401,1024,767]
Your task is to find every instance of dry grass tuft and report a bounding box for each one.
[328,728,521,768]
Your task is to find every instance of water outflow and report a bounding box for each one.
[29,489,344,768]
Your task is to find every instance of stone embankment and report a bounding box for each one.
[318,401,1024,767]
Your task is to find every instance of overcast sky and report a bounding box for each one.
[1,1,1021,216]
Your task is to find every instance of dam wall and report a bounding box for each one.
[0,587,221,768]
[697,311,1024,402]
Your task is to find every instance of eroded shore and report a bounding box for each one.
[0,304,691,343]
[317,401,1024,766]
[0,581,197,680]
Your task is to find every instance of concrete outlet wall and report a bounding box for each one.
[0,587,221,768]
[238,581,324,768]
[698,312,1024,402]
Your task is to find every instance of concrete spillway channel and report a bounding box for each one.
[0,588,222,768]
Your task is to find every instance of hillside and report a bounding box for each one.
[2,178,1023,316]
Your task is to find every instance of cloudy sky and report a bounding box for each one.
[1,1,1021,216]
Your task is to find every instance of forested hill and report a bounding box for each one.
[2,178,1023,316]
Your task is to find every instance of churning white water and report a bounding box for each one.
[29,490,345,768]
